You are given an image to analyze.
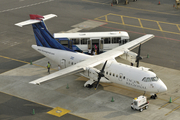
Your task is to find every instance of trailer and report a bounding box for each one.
[131,95,149,112]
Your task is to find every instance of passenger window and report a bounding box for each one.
[104,38,110,44]
[119,75,122,78]
[71,38,79,45]
[123,76,125,79]
[109,73,111,76]
[71,62,73,65]
[113,73,115,76]
[116,74,118,77]
[106,72,108,75]
[81,39,87,44]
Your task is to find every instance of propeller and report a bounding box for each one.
[136,44,143,67]
[95,60,109,90]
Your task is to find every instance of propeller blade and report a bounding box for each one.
[94,60,108,90]
[95,76,101,90]
[101,60,107,72]
[104,76,109,80]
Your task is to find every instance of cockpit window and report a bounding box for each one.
[151,77,158,81]
[142,77,159,82]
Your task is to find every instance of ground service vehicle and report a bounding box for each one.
[131,95,149,112]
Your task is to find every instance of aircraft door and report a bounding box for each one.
[60,59,66,69]
[118,73,123,81]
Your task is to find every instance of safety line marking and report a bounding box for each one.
[0,55,57,71]
[177,24,180,32]
[159,102,170,110]
[165,105,180,116]
[105,15,108,22]
[99,25,180,42]
[157,22,162,31]
[0,0,54,13]
[82,0,180,16]
[95,14,180,35]
[138,18,143,28]
[121,16,124,25]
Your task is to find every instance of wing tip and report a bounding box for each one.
[29,82,40,85]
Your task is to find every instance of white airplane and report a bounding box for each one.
[15,14,167,99]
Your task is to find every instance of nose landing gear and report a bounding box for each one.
[150,94,157,99]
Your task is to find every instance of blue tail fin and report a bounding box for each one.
[15,14,75,52]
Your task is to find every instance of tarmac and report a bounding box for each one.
[0,57,180,120]
[0,0,180,119]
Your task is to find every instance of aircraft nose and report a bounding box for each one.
[158,79,167,92]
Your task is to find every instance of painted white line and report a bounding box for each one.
[0,0,54,13]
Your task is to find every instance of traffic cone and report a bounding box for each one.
[66,84,69,89]
[147,54,149,58]
[169,97,172,103]
[158,1,160,5]
[173,4,175,7]
[32,109,35,115]
[111,3,113,6]
[111,97,114,102]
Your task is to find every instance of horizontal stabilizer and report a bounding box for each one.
[15,14,57,27]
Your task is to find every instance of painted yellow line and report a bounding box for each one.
[0,91,53,108]
[105,15,108,22]
[121,16,124,25]
[138,18,143,28]
[157,22,162,31]
[0,55,57,71]
[177,24,180,32]
[165,105,180,116]
[47,107,70,117]
[172,96,180,102]
[159,102,170,110]
[0,55,29,64]
[82,0,180,16]
[108,13,180,26]
[95,18,180,35]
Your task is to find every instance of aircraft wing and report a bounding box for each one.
[29,34,154,85]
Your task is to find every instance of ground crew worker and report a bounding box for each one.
[88,48,91,55]
[47,61,51,74]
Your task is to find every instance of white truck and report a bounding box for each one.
[131,95,149,112]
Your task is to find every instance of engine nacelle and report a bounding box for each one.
[120,51,137,63]
[83,67,111,83]
[83,67,99,81]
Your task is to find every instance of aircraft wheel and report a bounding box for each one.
[131,106,134,109]
[145,106,148,109]
[86,84,93,88]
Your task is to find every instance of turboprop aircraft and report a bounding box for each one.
[15,14,167,99]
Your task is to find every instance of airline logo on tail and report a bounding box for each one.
[29,14,44,20]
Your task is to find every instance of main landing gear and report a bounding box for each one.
[150,94,157,99]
